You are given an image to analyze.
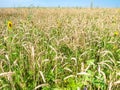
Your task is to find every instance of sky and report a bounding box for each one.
[0,0,120,8]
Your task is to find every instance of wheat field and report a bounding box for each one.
[0,8,120,90]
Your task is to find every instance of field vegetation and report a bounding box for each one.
[0,8,120,90]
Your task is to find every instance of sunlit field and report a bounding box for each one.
[0,8,120,90]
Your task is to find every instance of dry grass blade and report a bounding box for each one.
[51,65,57,72]
[39,71,46,83]
[77,72,90,76]
[42,59,50,64]
[64,67,72,72]
[108,82,112,90]
[99,61,113,70]
[81,62,84,72]
[34,83,49,90]
[5,54,9,61]
[85,64,91,72]
[116,72,120,76]
[64,75,76,80]
[101,50,115,62]
[31,46,35,61]
[49,45,57,55]
[100,71,106,83]
[71,57,77,65]
[114,80,120,85]
[0,72,15,77]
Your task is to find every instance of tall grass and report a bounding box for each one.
[0,8,120,90]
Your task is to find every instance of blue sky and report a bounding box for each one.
[0,0,120,8]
